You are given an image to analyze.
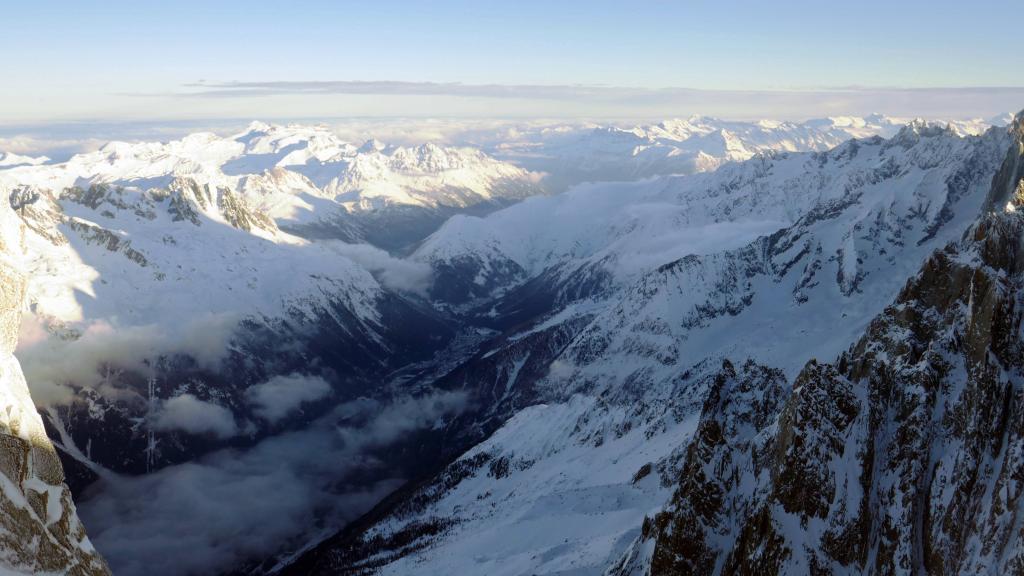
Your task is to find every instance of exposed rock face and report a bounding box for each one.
[0,197,108,574]
[613,113,1024,576]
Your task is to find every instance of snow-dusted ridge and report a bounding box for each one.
[0,152,49,168]
[2,121,542,250]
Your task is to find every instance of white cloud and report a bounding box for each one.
[325,241,433,295]
[335,391,469,449]
[546,359,577,381]
[0,135,105,158]
[16,312,241,406]
[153,394,238,439]
[245,373,332,423]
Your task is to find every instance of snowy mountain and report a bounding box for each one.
[2,122,542,251]
[419,120,1001,314]
[0,127,476,486]
[612,116,1024,575]
[0,152,49,168]
[477,114,1001,192]
[0,113,1012,575]
[284,119,1018,575]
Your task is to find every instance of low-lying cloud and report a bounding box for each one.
[326,241,433,295]
[0,135,105,160]
[180,80,649,100]
[546,358,577,381]
[0,119,250,159]
[336,391,469,448]
[153,394,239,439]
[78,390,469,576]
[245,373,332,423]
[16,312,240,406]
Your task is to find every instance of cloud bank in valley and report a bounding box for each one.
[78,391,469,576]
[326,241,434,295]
[153,394,239,439]
[15,312,241,406]
[245,373,332,424]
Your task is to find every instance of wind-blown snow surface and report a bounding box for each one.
[289,121,1014,575]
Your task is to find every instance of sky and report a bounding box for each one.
[2,0,1023,124]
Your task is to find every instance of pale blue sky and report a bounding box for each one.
[2,0,1022,122]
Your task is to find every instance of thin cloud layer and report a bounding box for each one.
[169,81,1024,119]
[154,394,238,439]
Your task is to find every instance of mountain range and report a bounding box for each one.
[0,112,1019,575]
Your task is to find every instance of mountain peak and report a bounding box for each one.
[0,152,49,168]
[358,139,386,153]
[888,118,955,146]
[982,109,1024,213]
[245,120,273,133]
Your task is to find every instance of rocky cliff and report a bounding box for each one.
[0,199,108,574]
[611,114,1024,575]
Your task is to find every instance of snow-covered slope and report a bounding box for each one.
[287,119,1015,575]
[419,120,1003,314]
[12,181,383,333]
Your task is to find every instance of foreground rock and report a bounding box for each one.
[0,199,108,574]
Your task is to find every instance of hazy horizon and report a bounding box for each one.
[5,1,1023,124]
